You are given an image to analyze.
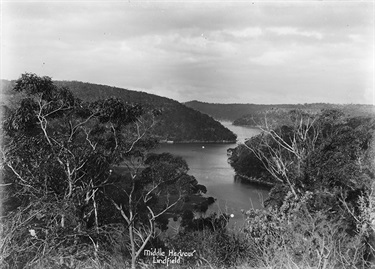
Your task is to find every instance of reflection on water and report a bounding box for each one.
[154,122,267,227]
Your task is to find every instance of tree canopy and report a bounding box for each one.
[0,73,212,269]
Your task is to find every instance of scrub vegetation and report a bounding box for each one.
[1,74,374,268]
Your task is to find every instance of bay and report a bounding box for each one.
[154,122,269,226]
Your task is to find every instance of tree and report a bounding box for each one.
[1,73,211,268]
[107,152,200,269]
[0,73,157,268]
[240,109,375,266]
[243,109,320,197]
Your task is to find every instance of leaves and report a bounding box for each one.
[1,74,159,267]
[13,73,56,101]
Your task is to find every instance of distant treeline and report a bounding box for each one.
[185,100,375,126]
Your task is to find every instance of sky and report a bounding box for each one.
[1,0,374,104]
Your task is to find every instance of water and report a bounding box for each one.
[220,121,260,144]
[154,122,269,226]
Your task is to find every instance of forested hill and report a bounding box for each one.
[185,100,375,126]
[185,100,269,121]
[0,80,236,143]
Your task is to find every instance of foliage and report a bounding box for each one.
[165,214,254,269]
[0,73,210,269]
[243,192,375,268]
[1,79,237,143]
[0,73,150,268]
[54,81,237,143]
[185,100,375,124]
[231,109,374,200]
[228,142,272,183]
[232,108,375,268]
[2,74,374,268]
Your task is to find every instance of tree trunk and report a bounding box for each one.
[129,224,137,269]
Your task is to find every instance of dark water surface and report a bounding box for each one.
[155,122,269,226]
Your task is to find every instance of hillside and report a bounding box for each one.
[184,100,269,121]
[185,100,375,126]
[1,79,236,143]
[233,104,375,126]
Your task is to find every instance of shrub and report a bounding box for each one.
[164,214,255,268]
[243,193,375,269]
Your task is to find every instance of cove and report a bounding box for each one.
[154,122,270,226]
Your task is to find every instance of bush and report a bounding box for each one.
[243,193,375,269]
[162,213,255,269]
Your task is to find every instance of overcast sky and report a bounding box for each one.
[1,1,374,104]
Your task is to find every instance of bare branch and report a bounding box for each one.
[110,199,131,225]
[82,128,97,150]
[68,113,98,142]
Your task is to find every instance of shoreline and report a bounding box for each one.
[235,174,275,188]
[159,140,237,144]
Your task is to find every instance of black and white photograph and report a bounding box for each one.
[1,0,374,268]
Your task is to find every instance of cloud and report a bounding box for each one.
[250,50,292,66]
[225,27,263,39]
[267,27,323,40]
[1,1,373,104]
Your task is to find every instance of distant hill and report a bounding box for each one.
[184,101,269,121]
[233,104,375,126]
[185,100,375,126]
[1,80,236,143]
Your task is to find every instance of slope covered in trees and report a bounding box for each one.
[228,109,375,267]
[0,74,217,269]
[1,80,236,143]
[233,104,375,126]
[185,100,375,126]
[153,108,375,268]
[185,100,270,121]
[1,75,374,268]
